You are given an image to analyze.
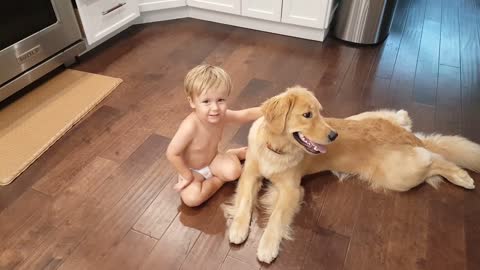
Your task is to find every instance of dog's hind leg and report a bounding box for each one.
[228,158,262,244]
[426,154,475,189]
[375,148,475,191]
[257,174,303,263]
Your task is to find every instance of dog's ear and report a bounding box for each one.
[261,93,295,134]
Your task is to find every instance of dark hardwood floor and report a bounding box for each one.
[1,0,480,269]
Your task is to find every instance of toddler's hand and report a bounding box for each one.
[173,175,192,192]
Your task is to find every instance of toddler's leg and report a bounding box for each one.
[210,152,243,182]
[226,147,248,161]
[180,152,243,207]
[180,171,224,207]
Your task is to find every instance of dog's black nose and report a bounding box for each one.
[328,131,338,142]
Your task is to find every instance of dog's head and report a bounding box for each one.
[261,86,337,154]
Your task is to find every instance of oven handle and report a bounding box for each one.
[102,2,126,16]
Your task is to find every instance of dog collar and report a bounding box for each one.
[266,142,284,155]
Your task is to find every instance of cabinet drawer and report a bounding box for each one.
[281,0,334,29]
[76,0,140,45]
[187,0,241,15]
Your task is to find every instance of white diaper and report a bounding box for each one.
[191,166,213,179]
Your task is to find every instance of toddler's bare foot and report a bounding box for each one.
[227,147,248,161]
[174,178,191,192]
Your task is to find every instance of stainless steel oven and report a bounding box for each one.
[0,0,86,102]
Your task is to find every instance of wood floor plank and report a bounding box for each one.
[220,256,260,270]
[48,157,119,227]
[385,191,429,270]
[180,184,235,270]
[435,65,462,134]
[459,1,480,143]
[133,177,180,239]
[426,192,466,270]
[302,227,349,270]
[370,0,412,79]
[413,0,441,106]
[32,105,124,196]
[139,183,231,270]
[98,119,154,163]
[313,44,356,114]
[316,178,364,237]
[0,191,54,269]
[342,190,395,270]
[98,230,157,270]
[362,76,392,110]
[17,135,169,270]
[293,40,335,90]
[0,105,122,211]
[0,189,50,243]
[464,182,480,270]
[439,0,461,67]
[56,135,172,270]
[332,47,378,117]
[228,78,276,147]
[389,0,427,110]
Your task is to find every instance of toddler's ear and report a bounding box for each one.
[188,97,196,109]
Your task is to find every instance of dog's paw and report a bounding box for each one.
[257,232,280,264]
[229,218,250,244]
[451,169,475,189]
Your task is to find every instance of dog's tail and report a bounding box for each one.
[417,133,480,172]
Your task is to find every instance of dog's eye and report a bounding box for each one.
[303,112,312,118]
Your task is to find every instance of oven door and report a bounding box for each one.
[0,0,83,86]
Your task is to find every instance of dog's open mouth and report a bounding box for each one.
[293,132,327,154]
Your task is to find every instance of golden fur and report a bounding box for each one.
[226,86,480,263]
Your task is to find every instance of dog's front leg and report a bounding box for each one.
[257,174,303,263]
[229,158,262,244]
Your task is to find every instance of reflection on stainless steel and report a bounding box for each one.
[0,42,86,102]
[0,0,86,102]
[334,0,398,44]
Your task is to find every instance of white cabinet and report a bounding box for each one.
[242,0,282,22]
[187,0,241,15]
[281,0,336,29]
[138,0,186,12]
[75,0,140,45]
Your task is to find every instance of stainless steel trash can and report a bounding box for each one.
[334,0,398,44]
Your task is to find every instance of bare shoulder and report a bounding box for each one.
[173,113,198,139]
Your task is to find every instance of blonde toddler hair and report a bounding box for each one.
[184,64,232,99]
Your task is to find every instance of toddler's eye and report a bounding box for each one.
[218,98,225,102]
[202,100,209,104]
[303,112,312,118]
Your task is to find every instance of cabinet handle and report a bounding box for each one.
[102,2,126,15]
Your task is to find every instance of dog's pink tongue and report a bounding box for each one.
[313,143,327,153]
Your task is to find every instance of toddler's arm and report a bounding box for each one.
[226,107,262,124]
[166,120,195,191]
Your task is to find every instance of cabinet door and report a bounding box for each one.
[281,0,334,29]
[242,0,282,21]
[76,0,140,45]
[187,0,241,14]
[138,0,186,12]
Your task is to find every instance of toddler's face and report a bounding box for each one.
[190,85,229,124]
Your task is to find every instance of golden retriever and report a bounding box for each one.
[225,86,480,263]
